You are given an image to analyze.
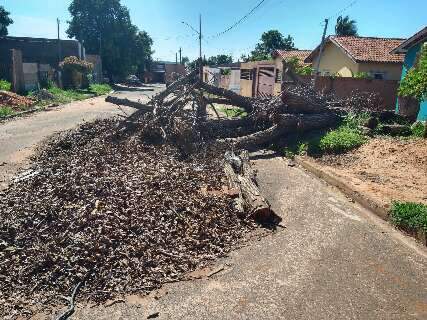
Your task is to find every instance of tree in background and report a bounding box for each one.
[0,6,13,36]
[134,31,154,79]
[207,54,233,66]
[181,56,190,66]
[335,15,358,36]
[67,0,153,80]
[243,30,296,62]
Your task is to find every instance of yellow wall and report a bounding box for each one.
[313,42,358,77]
[313,42,403,80]
[357,63,403,80]
[240,79,253,97]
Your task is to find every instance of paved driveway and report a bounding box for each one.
[0,86,163,189]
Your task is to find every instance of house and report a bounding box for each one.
[391,26,427,121]
[0,36,103,91]
[305,36,405,80]
[149,61,186,84]
[272,49,312,67]
[203,62,241,93]
[239,50,312,98]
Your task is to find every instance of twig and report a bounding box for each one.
[55,272,91,320]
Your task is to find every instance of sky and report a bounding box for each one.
[2,0,426,62]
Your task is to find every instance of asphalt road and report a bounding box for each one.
[0,86,163,190]
[72,155,427,320]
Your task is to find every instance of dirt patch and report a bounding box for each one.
[308,137,427,209]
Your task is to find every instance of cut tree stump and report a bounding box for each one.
[224,151,273,220]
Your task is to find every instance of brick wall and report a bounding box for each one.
[297,76,399,110]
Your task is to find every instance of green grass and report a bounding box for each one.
[0,106,15,117]
[89,83,112,96]
[218,106,248,118]
[47,87,93,104]
[390,201,427,232]
[0,79,12,91]
[283,115,368,158]
[319,126,367,154]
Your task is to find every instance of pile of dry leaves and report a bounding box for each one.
[0,119,254,318]
[0,91,34,109]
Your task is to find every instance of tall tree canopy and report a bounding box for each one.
[67,0,153,79]
[207,54,233,66]
[335,15,358,36]
[243,30,296,61]
[0,6,13,37]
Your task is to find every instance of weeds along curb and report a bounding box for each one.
[294,156,427,246]
[0,103,58,121]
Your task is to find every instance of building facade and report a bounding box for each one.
[305,36,405,80]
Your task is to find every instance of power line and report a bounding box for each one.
[326,0,358,21]
[208,0,268,40]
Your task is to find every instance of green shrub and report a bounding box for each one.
[343,111,371,129]
[219,106,247,118]
[319,126,367,153]
[89,84,112,96]
[353,72,372,79]
[390,201,427,232]
[0,79,12,91]
[0,106,14,117]
[398,44,427,101]
[411,121,426,138]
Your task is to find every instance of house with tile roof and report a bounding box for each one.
[272,49,312,67]
[304,36,406,80]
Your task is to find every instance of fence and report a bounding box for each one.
[298,76,399,110]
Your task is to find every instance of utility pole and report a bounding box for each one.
[176,52,178,64]
[314,18,329,77]
[57,18,61,65]
[179,47,182,64]
[199,14,203,80]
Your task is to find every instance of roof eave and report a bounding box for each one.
[390,27,427,54]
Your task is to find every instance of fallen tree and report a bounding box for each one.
[224,151,273,220]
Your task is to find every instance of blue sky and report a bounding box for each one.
[3,0,426,61]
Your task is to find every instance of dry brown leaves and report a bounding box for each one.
[0,119,254,319]
[0,91,34,108]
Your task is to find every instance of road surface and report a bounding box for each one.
[71,155,427,320]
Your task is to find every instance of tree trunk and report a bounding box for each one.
[224,151,273,220]
[200,81,254,112]
[105,95,152,112]
[219,113,338,150]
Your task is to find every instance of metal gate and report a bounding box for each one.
[256,67,275,98]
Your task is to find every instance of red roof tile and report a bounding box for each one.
[306,36,406,64]
[272,50,312,65]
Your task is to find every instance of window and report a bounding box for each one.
[275,69,282,83]
[373,72,385,80]
[240,69,252,80]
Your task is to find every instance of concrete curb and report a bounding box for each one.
[294,156,427,246]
